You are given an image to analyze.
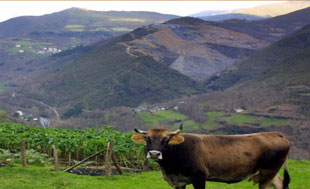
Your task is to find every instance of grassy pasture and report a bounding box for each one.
[0,160,309,189]
[224,113,289,127]
[137,110,199,131]
[138,110,187,125]
[202,112,224,130]
[138,110,291,132]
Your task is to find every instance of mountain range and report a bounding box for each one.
[199,13,264,21]
[0,8,177,39]
[231,1,310,17]
[0,8,177,83]
[0,6,310,127]
[193,1,310,20]
[209,7,310,42]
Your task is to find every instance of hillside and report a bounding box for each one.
[0,8,178,39]
[120,9,310,81]
[22,27,205,111]
[206,25,310,91]
[0,8,178,85]
[203,25,310,119]
[114,17,266,80]
[230,47,310,116]
[211,7,310,42]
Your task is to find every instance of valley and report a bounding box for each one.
[0,4,310,160]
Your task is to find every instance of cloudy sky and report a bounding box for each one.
[0,1,283,22]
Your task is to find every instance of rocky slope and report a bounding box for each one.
[119,17,266,80]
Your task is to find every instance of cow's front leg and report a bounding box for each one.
[175,186,186,189]
[192,180,205,189]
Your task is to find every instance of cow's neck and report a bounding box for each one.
[158,143,193,175]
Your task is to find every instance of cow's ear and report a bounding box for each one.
[131,134,146,144]
[169,135,184,145]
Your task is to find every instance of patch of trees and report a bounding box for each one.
[63,104,83,119]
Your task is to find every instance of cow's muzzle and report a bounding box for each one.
[146,150,163,160]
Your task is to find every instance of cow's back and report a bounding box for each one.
[190,132,290,182]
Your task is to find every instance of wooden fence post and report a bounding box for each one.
[105,142,114,176]
[20,140,27,167]
[52,145,59,171]
[112,153,123,175]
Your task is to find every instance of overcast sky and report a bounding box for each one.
[0,1,283,22]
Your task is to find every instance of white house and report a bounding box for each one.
[235,108,245,113]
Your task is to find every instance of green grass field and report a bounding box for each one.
[138,111,199,131]
[138,110,188,125]
[224,114,289,127]
[0,160,309,189]
[138,110,291,132]
[202,112,224,130]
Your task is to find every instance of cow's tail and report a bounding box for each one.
[283,156,290,189]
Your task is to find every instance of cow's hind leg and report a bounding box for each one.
[192,179,205,189]
[258,170,279,189]
[175,186,186,189]
[271,173,283,189]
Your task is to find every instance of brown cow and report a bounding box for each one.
[132,125,290,189]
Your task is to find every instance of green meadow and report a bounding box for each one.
[0,160,309,189]
[138,110,291,132]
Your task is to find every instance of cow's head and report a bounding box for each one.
[131,124,184,160]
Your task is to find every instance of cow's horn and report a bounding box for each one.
[134,128,148,135]
[170,123,183,135]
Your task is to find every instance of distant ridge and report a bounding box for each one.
[232,1,310,17]
[192,1,309,22]
[200,13,264,21]
[0,8,178,38]
[210,7,310,41]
